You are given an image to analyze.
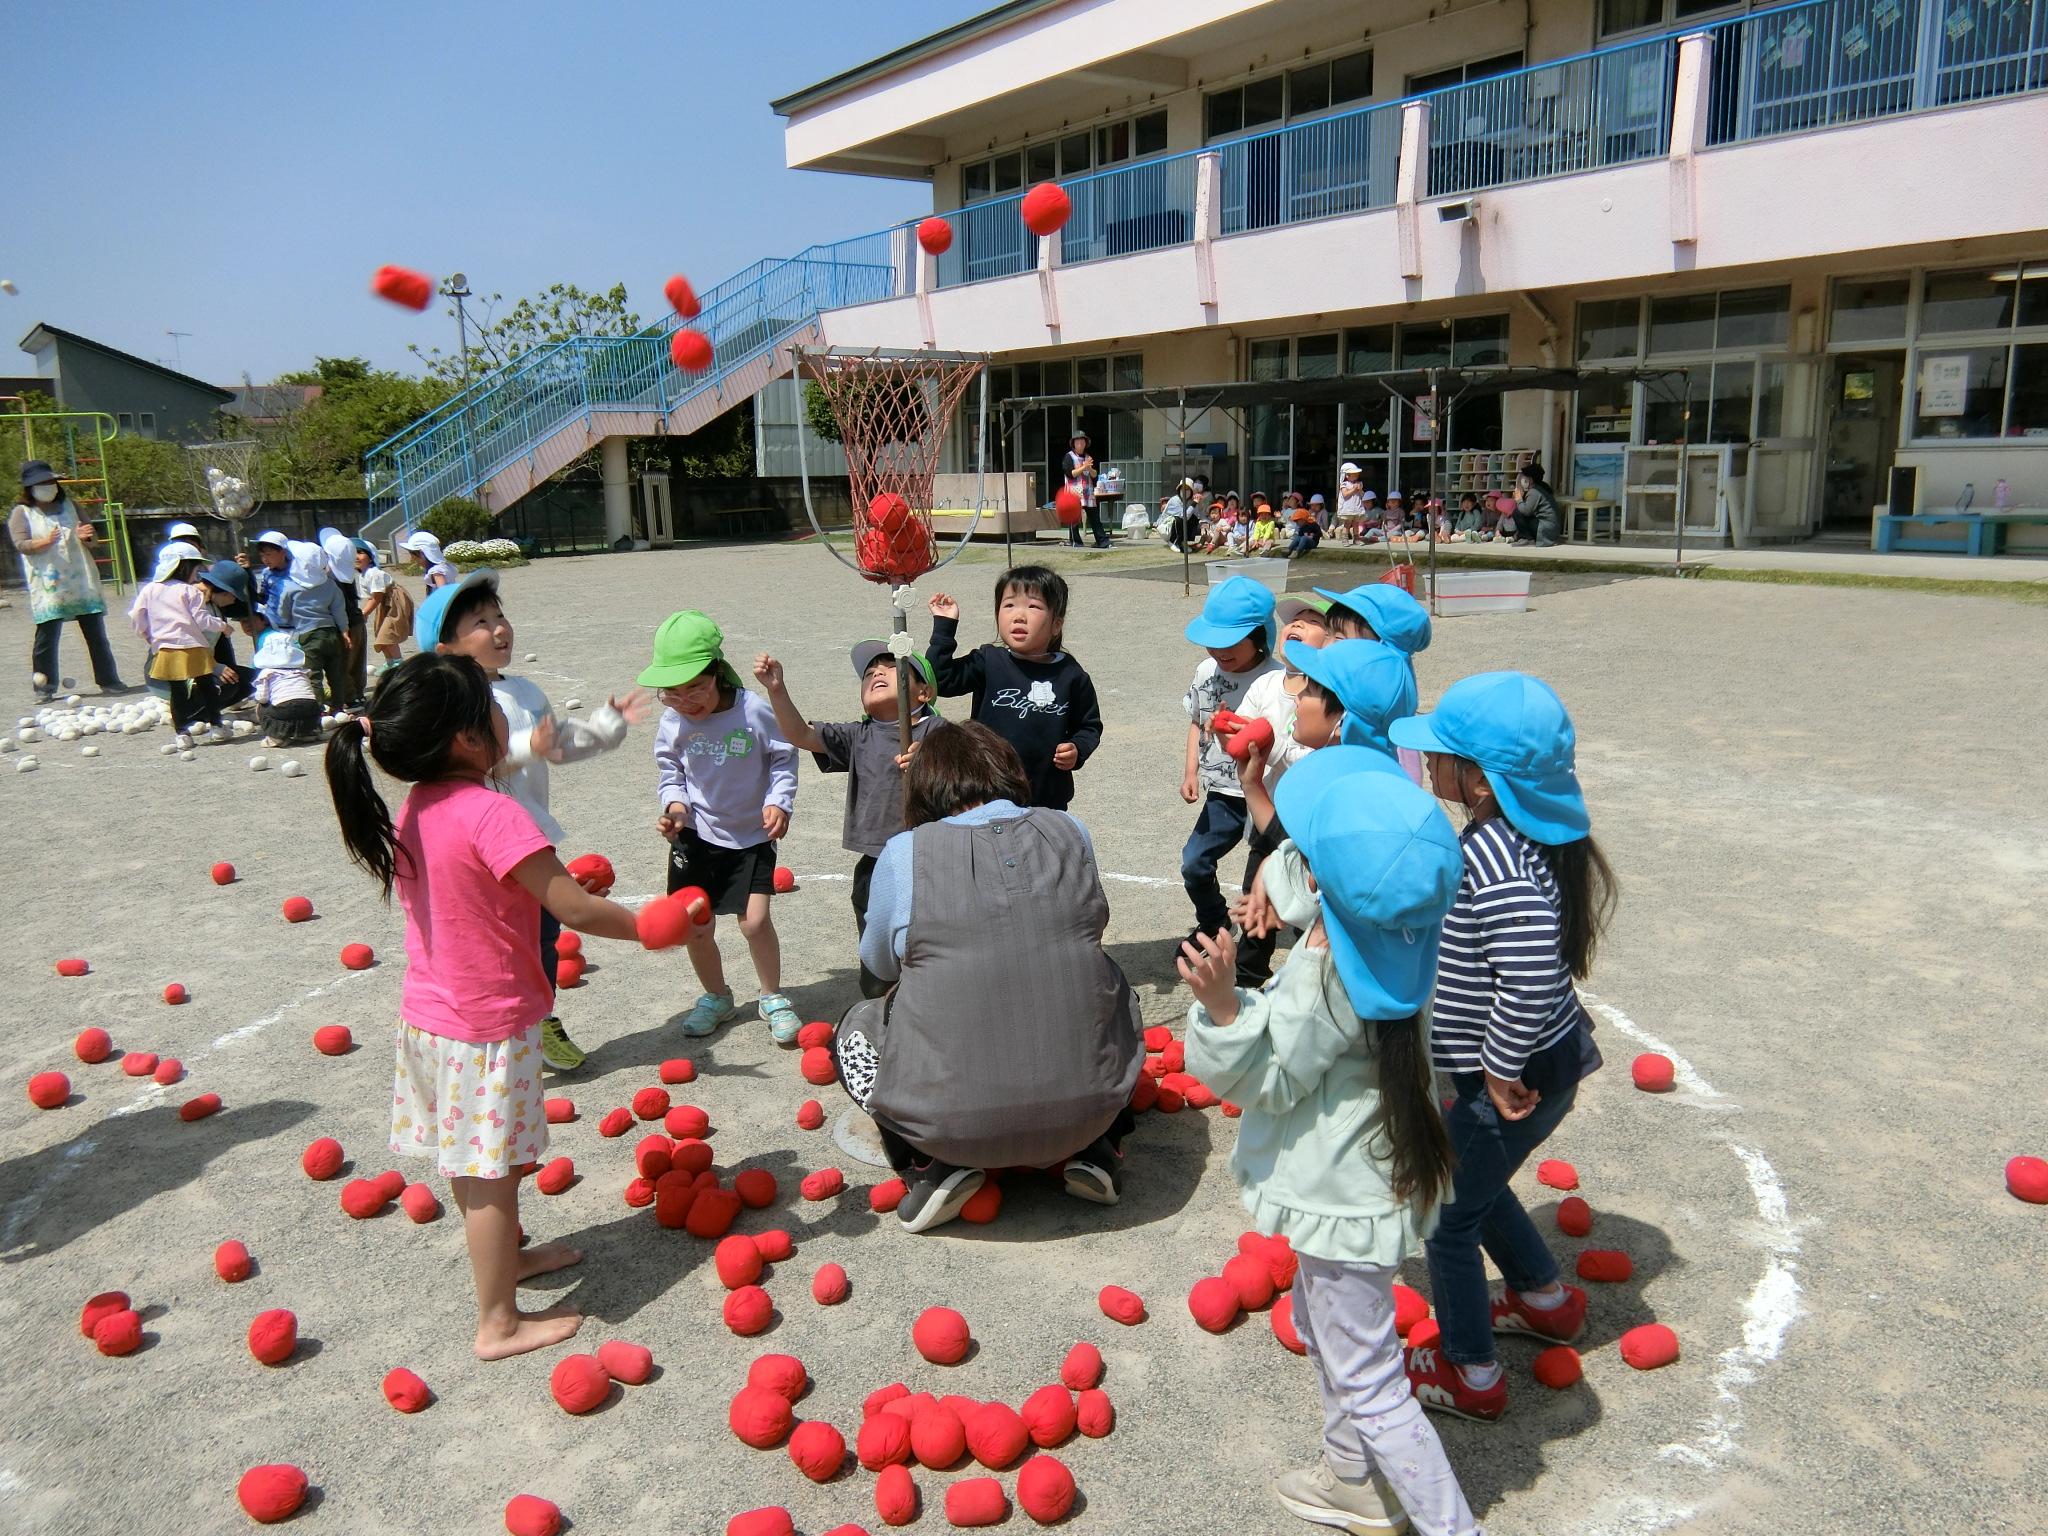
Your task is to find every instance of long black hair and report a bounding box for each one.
[325,653,497,899]
[1548,834,1618,979]
[1366,1010,1455,1210]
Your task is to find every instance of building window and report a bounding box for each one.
[1598,0,1748,37]
[138,412,156,438]
[1576,287,1790,444]
[1204,49,1373,140]
[1828,277,1911,345]
[960,110,1168,204]
[117,412,133,431]
[1904,261,2048,440]
[1406,51,1524,97]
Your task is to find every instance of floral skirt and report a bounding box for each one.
[389,1018,549,1179]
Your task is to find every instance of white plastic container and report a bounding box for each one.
[1207,557,1290,595]
[1426,569,1532,616]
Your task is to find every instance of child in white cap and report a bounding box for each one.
[129,541,228,749]
[251,629,322,746]
[401,530,458,590]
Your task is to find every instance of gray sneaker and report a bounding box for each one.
[1274,1460,1409,1534]
[680,991,736,1038]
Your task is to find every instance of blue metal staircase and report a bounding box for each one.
[360,230,905,543]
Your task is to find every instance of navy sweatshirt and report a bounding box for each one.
[926,615,1102,810]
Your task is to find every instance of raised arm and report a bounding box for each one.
[923,600,983,697]
[752,653,828,755]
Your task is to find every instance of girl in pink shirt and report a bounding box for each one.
[129,540,228,748]
[326,653,642,1361]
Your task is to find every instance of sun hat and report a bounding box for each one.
[414,568,499,652]
[1185,574,1277,649]
[1308,492,1326,506]
[850,639,937,691]
[319,528,358,585]
[401,530,443,556]
[196,559,255,615]
[19,460,60,488]
[1389,671,1591,844]
[1274,745,1463,1020]
[150,541,206,582]
[351,537,379,565]
[165,520,202,541]
[1287,638,1418,758]
[252,530,291,552]
[252,630,307,671]
[638,610,742,692]
[1387,490,1406,503]
[1311,583,1432,655]
[1274,594,1331,630]
[1360,489,1378,503]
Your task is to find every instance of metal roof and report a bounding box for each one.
[17,323,235,401]
[771,0,1064,115]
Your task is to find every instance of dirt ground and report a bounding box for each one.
[1,541,2042,1536]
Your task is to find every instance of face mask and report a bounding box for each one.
[31,484,59,504]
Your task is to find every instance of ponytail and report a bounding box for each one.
[325,718,400,898]
[1546,834,1617,980]
[1367,1011,1454,1210]
[322,652,498,901]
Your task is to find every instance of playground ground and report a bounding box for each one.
[2,540,2043,1536]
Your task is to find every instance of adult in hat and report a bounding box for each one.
[838,720,1142,1233]
[1060,429,1106,550]
[9,460,130,699]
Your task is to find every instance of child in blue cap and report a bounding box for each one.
[1175,575,1279,963]
[1389,672,1617,1424]
[1181,748,1478,1536]
[1313,582,1432,784]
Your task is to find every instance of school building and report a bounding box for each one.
[361,0,2048,556]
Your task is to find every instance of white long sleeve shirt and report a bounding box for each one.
[489,673,628,844]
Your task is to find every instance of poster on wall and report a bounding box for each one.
[1919,355,1970,417]
[1412,402,1436,442]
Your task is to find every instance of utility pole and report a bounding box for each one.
[443,274,474,387]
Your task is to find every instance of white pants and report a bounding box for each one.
[1294,1254,1480,1536]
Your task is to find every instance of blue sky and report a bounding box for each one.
[4,0,965,385]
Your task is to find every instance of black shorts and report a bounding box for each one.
[667,829,776,917]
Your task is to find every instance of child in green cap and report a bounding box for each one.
[642,611,802,1041]
[753,641,940,999]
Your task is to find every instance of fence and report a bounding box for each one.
[1216,102,1403,231]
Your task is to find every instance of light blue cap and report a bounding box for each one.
[1389,671,1590,844]
[1274,745,1463,1020]
[1285,638,1417,759]
[1184,574,1277,649]
[413,568,498,653]
[1311,583,1432,655]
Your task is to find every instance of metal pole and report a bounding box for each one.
[1002,406,1015,570]
[1426,368,1440,615]
[1673,366,1691,575]
[455,293,471,388]
[1178,387,1191,598]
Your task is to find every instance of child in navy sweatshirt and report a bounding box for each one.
[926,565,1101,811]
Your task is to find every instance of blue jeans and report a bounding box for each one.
[1424,1027,1593,1365]
[1181,791,1249,934]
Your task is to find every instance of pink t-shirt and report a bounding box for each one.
[394,778,553,1042]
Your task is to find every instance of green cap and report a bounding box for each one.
[638,610,742,691]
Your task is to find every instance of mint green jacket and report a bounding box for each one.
[1185,842,1440,1265]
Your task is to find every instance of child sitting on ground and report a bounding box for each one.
[1182,746,1477,1536]
[755,641,940,998]
[325,652,643,1360]
[423,571,650,1071]
[1390,672,1616,1426]
[643,611,802,1042]
[1248,497,1281,555]
[1177,575,1279,963]
[926,566,1101,811]
[252,629,322,746]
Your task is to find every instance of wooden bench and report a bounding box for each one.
[1874,510,2048,556]
[701,506,776,538]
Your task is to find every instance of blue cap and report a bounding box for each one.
[414,568,498,652]
[1311,583,1432,655]
[1286,638,1416,759]
[1184,574,1277,650]
[1274,746,1463,1019]
[195,558,256,616]
[1389,671,1590,844]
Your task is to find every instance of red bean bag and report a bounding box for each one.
[27,1071,68,1109]
[670,1139,715,1175]
[801,1167,846,1201]
[864,1382,910,1417]
[1556,1195,1593,1236]
[214,1239,252,1282]
[73,1027,112,1063]
[1222,1252,1275,1311]
[180,1092,222,1122]
[1143,1025,1172,1051]
[915,216,953,256]
[55,957,90,977]
[964,1402,1029,1469]
[796,1020,835,1050]
[733,1168,777,1208]
[1408,1317,1441,1351]
[549,1353,610,1414]
[93,1309,143,1356]
[670,328,713,372]
[1075,1387,1114,1438]
[504,1493,562,1536]
[1020,1384,1077,1447]
[597,1339,653,1385]
[874,1462,919,1526]
[281,895,314,923]
[340,942,375,971]
[716,1236,764,1290]
[785,1418,844,1481]
[632,1086,670,1121]
[958,1180,1002,1223]
[1393,1283,1430,1337]
[1271,1292,1307,1354]
[1619,1322,1680,1370]
[746,1352,806,1402]
[1156,1086,1185,1113]
[383,1366,431,1412]
[1537,1159,1579,1190]
[725,1512,792,1536]
[1187,1276,1240,1333]
[658,1057,696,1084]
[543,1097,575,1125]
[237,1464,308,1524]
[312,1024,353,1056]
[80,1291,130,1337]
[811,1262,849,1305]
[2007,1155,2048,1204]
[152,1058,183,1085]
[869,1177,907,1213]
[800,1046,837,1085]
[796,1099,825,1130]
[1631,1052,1675,1091]
[161,982,188,1005]
[857,1410,913,1469]
[248,1308,297,1365]
[121,1052,158,1077]
[1130,1076,1159,1112]
[1098,1285,1145,1324]
[535,1157,575,1195]
[909,1401,966,1467]
[1532,1345,1582,1388]
[663,274,701,319]
[401,1183,441,1222]
[945,1476,1009,1527]
[665,1103,710,1139]
[685,1187,742,1239]
[1059,1340,1103,1391]
[1017,1452,1078,1524]
[634,1136,674,1181]
[622,1176,656,1209]
[210,861,237,885]
[913,1305,971,1364]
[724,1285,773,1336]
[301,1136,344,1180]
[340,1179,387,1219]
[1577,1249,1634,1283]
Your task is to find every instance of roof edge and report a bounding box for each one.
[18,322,235,401]
[771,0,1069,116]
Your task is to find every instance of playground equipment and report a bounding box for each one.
[2,398,136,592]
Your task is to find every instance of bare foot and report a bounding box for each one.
[474,1304,582,1360]
[516,1241,582,1282]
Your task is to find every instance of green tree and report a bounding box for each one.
[409,281,644,385]
[260,357,450,498]
[1,389,192,509]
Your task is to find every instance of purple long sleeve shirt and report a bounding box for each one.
[652,690,797,849]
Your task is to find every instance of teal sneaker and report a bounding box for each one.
[759,992,803,1046]
[680,991,736,1038]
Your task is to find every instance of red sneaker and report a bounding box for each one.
[1405,1345,1506,1422]
[1491,1284,1587,1344]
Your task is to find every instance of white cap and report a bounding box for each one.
[1360,489,1378,502]
[253,530,290,550]
[401,530,442,553]
[1339,462,1362,476]
[166,520,201,541]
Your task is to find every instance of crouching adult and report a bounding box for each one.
[835,721,1142,1233]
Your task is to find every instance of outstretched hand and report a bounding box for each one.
[610,688,654,725]
[1177,928,1241,1023]
[928,592,959,621]
[752,653,784,692]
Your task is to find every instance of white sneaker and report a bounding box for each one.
[1274,1460,1408,1534]
[207,724,234,744]
[174,732,195,751]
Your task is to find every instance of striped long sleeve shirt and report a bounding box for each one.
[1429,817,1587,1079]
